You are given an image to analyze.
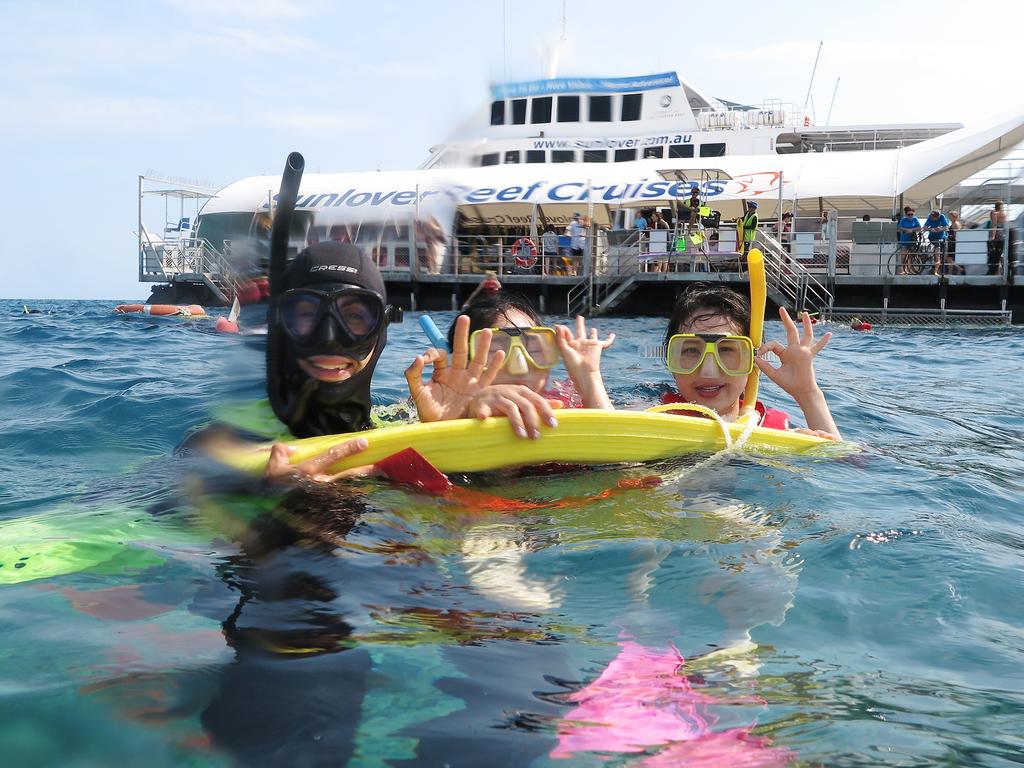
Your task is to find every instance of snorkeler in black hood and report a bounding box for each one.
[267,241,393,438]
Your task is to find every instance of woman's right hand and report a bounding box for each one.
[405,315,505,422]
[468,384,561,439]
[264,437,376,483]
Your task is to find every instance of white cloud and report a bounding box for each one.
[0,95,193,132]
[183,26,319,56]
[0,90,367,138]
[163,0,318,20]
[257,110,369,134]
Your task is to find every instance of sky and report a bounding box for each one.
[1,0,1020,300]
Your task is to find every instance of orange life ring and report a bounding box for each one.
[803,115,811,127]
[512,237,539,268]
[114,304,206,317]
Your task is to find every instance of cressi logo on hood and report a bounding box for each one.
[280,241,386,297]
[309,264,358,274]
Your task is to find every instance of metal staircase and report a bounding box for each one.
[567,229,833,318]
[593,274,640,315]
[199,241,247,305]
[755,231,833,314]
[567,278,592,317]
[567,240,644,317]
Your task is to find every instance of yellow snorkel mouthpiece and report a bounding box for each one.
[741,249,766,422]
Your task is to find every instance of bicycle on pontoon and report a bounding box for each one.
[889,232,931,275]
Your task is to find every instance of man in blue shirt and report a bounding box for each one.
[896,206,921,275]
[923,208,950,276]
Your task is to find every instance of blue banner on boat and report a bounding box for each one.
[492,72,680,100]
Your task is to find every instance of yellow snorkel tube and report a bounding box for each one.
[739,248,766,425]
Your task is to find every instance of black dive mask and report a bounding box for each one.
[278,287,385,361]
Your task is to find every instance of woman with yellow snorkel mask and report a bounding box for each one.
[405,291,615,438]
[659,280,841,440]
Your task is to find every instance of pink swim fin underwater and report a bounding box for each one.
[552,640,791,766]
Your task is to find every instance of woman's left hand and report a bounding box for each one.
[555,316,615,377]
[755,307,830,403]
[555,316,615,410]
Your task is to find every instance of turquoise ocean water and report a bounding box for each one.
[1,298,1023,767]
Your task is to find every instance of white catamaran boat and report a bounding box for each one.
[137,69,1024,313]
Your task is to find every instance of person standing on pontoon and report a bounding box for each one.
[987,200,1008,275]
[737,201,759,256]
[685,186,702,233]
[896,205,921,275]
[650,212,670,273]
[945,211,965,275]
[924,209,950,276]
[775,211,793,253]
[567,212,587,276]
[540,224,559,276]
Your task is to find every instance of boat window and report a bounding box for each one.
[532,96,553,123]
[195,212,266,252]
[512,99,527,125]
[526,150,546,163]
[490,100,505,126]
[557,95,580,122]
[480,153,500,166]
[583,150,608,162]
[643,146,665,159]
[614,148,637,162]
[504,150,520,164]
[621,93,642,121]
[669,144,695,158]
[552,150,575,163]
[699,142,726,157]
[589,95,612,122]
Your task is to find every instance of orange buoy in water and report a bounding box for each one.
[215,316,239,334]
[114,304,206,317]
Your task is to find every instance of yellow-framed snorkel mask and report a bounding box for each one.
[469,326,559,375]
[665,333,755,376]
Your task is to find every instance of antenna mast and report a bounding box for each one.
[826,77,840,125]
[802,41,823,115]
[547,0,568,79]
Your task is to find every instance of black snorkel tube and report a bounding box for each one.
[268,151,305,299]
[267,152,306,426]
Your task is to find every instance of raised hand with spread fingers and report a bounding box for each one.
[755,307,840,439]
[405,315,503,423]
[554,315,616,410]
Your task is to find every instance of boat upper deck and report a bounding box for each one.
[423,71,961,169]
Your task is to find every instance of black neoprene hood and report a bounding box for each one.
[267,242,388,438]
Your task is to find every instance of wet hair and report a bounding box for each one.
[448,290,542,347]
[664,284,751,345]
